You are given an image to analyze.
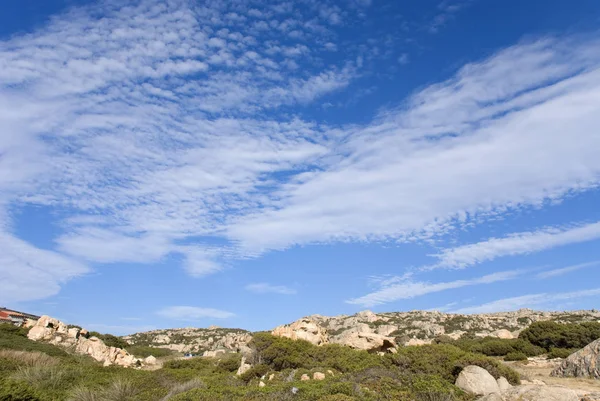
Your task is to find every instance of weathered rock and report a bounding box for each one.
[268,373,275,381]
[203,349,227,358]
[258,381,265,388]
[455,365,501,396]
[496,377,512,392]
[581,392,600,401]
[476,393,503,401]
[335,331,397,352]
[491,329,514,339]
[502,385,578,401]
[552,338,600,378]
[272,318,329,346]
[300,374,310,381]
[26,316,141,368]
[236,355,252,376]
[313,372,325,380]
[144,355,157,365]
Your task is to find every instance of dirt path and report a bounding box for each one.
[504,358,600,395]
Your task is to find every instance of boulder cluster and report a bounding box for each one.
[26,315,151,368]
[456,365,582,401]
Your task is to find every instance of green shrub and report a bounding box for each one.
[519,321,600,350]
[215,354,241,373]
[88,333,129,350]
[239,364,269,383]
[547,348,577,359]
[0,380,42,401]
[504,352,527,361]
[126,346,173,358]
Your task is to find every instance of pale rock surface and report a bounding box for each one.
[333,331,396,352]
[496,377,512,392]
[300,374,310,381]
[313,372,325,380]
[144,355,157,365]
[27,316,141,367]
[271,318,329,346]
[491,329,514,339]
[502,385,579,401]
[552,338,600,378]
[258,381,265,388]
[455,365,501,396]
[268,374,275,381]
[476,393,503,401]
[236,355,252,376]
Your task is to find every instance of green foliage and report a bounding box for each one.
[215,354,241,373]
[547,347,577,359]
[0,325,67,357]
[0,380,42,401]
[88,332,129,350]
[389,344,520,385]
[503,351,527,361]
[239,364,269,383]
[450,337,544,358]
[126,346,173,358]
[519,321,600,350]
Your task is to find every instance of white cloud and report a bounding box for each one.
[227,38,600,254]
[245,282,297,295]
[346,269,522,307]
[536,260,600,279]
[1,0,600,304]
[156,306,235,321]
[0,233,88,304]
[432,222,600,269]
[452,288,600,314]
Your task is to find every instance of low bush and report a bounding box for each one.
[126,346,173,358]
[519,321,600,350]
[504,351,527,361]
[547,347,577,359]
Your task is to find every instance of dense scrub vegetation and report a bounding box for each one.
[3,320,598,400]
[518,321,600,350]
[0,324,520,401]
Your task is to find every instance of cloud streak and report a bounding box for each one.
[431,222,600,269]
[452,288,600,314]
[346,270,522,307]
[156,306,235,321]
[245,282,297,295]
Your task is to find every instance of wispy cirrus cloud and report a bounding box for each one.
[346,269,522,307]
[1,0,600,305]
[245,282,297,295]
[452,288,600,314]
[156,306,235,321]
[430,222,600,270]
[536,260,600,279]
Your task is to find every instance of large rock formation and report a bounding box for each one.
[271,318,329,346]
[455,365,501,396]
[27,316,141,367]
[269,309,600,350]
[552,338,600,379]
[124,327,252,355]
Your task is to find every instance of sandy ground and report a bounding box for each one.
[504,358,600,396]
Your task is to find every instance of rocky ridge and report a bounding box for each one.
[123,327,252,355]
[270,309,600,350]
[26,315,148,367]
[124,309,600,354]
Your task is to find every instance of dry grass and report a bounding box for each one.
[101,378,138,401]
[0,349,58,367]
[68,385,100,401]
[161,378,205,401]
[12,365,72,391]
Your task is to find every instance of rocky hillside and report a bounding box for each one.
[123,326,252,355]
[126,309,600,354]
[271,309,600,350]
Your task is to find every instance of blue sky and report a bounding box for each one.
[1,0,600,335]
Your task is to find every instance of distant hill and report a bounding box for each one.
[125,309,600,354]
